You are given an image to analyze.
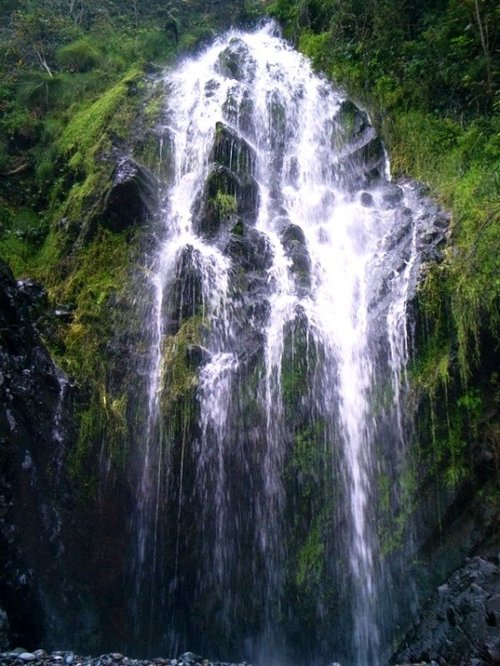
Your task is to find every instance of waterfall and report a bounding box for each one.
[130,22,432,665]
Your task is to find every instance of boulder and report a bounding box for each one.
[280,224,311,290]
[217,38,256,82]
[16,278,49,324]
[335,99,369,142]
[210,122,256,180]
[222,88,254,136]
[333,100,386,188]
[381,183,404,208]
[101,157,159,232]
[225,224,273,273]
[165,245,204,332]
[197,165,259,238]
[393,556,500,666]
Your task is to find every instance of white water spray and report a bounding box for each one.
[134,22,429,664]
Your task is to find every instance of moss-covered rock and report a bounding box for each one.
[217,38,256,82]
[198,163,259,238]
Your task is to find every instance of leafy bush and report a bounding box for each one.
[16,71,63,111]
[56,38,102,72]
[136,29,175,62]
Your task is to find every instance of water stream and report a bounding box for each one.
[131,22,431,665]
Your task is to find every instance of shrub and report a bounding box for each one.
[56,38,102,72]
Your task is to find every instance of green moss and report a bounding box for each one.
[50,228,132,378]
[378,471,391,514]
[290,422,326,480]
[69,394,101,499]
[60,69,141,174]
[378,463,417,556]
[212,191,238,219]
[159,315,207,410]
[281,317,315,411]
[295,521,324,591]
[387,112,499,381]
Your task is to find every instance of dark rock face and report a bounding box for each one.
[0,259,73,649]
[280,224,311,290]
[15,279,49,324]
[211,122,256,178]
[197,123,259,240]
[217,38,256,82]
[101,157,159,233]
[393,556,500,666]
[333,99,386,188]
[225,224,273,273]
[167,245,205,331]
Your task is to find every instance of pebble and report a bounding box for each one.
[0,651,446,666]
[0,651,255,666]
[34,650,48,659]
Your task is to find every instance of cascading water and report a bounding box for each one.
[130,22,436,666]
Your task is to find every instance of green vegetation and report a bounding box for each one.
[0,0,265,274]
[0,0,266,495]
[159,315,206,408]
[295,520,324,590]
[267,0,499,535]
[212,191,238,219]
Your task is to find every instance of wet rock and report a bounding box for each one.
[166,245,204,331]
[336,99,369,141]
[281,224,306,246]
[416,207,450,263]
[393,556,500,666]
[101,157,159,232]
[197,165,259,237]
[186,344,210,367]
[268,90,286,152]
[359,137,385,176]
[225,224,273,272]
[178,654,202,664]
[54,303,76,321]
[222,88,254,136]
[210,122,256,180]
[0,258,73,650]
[0,651,254,666]
[381,184,404,207]
[335,131,385,189]
[197,121,260,237]
[280,224,311,289]
[217,38,256,81]
[360,191,374,207]
[16,279,49,323]
[0,608,8,650]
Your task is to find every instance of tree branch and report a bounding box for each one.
[33,46,53,77]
